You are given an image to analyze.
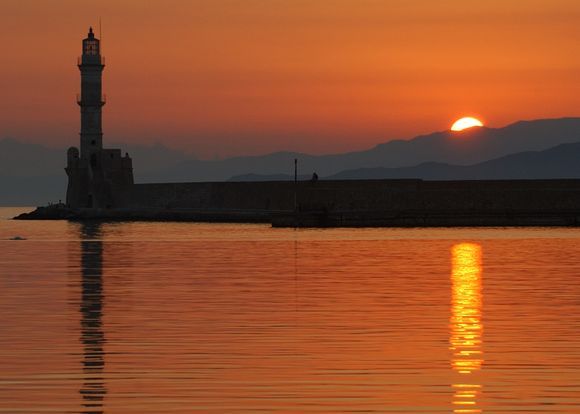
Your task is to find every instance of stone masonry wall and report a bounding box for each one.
[120,179,580,213]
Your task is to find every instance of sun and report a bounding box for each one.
[451,117,484,132]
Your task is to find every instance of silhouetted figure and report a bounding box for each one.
[79,222,106,414]
[311,172,319,182]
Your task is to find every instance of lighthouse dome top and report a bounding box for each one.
[82,27,101,58]
[86,27,96,40]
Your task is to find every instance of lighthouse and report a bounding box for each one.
[78,27,105,161]
[66,27,133,209]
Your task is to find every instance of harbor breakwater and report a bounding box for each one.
[15,179,580,227]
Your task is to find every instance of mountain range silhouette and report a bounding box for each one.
[2,117,579,205]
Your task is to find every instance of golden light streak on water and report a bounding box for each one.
[451,243,483,413]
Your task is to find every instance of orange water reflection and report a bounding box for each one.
[451,243,483,413]
[5,216,580,412]
[79,223,106,413]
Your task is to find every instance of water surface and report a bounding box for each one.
[1,207,579,413]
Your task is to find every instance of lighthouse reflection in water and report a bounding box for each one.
[450,243,484,413]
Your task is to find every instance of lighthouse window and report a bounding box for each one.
[84,40,99,55]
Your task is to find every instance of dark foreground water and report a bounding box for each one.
[1,207,579,413]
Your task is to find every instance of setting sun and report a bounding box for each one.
[451,117,484,132]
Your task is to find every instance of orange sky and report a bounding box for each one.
[1,0,579,158]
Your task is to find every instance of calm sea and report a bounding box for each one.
[1,207,579,413]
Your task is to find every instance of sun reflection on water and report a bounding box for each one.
[451,243,483,413]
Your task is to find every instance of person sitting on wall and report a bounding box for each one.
[311,172,319,183]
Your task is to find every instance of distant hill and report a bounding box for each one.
[148,117,580,182]
[1,117,580,205]
[327,142,580,180]
[229,142,580,182]
[0,139,189,206]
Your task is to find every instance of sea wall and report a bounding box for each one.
[121,179,580,213]
[17,179,580,226]
[122,181,296,211]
